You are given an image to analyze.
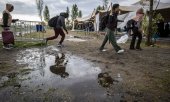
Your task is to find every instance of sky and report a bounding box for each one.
[0,0,170,21]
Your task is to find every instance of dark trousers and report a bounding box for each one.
[46,28,65,44]
[100,28,121,52]
[130,32,142,49]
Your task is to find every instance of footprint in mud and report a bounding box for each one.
[50,53,69,78]
[98,72,114,88]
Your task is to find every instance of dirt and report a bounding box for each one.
[0,31,170,102]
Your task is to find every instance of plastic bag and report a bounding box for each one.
[117,34,129,44]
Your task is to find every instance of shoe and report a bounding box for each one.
[99,48,107,52]
[129,48,135,50]
[117,49,124,54]
[3,45,11,50]
[136,48,142,51]
[57,44,63,47]
[43,38,47,45]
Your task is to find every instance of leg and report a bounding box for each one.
[99,32,109,50]
[136,33,142,49]
[58,29,65,44]
[130,34,137,49]
[108,29,121,52]
[46,28,59,41]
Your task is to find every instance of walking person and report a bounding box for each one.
[45,12,69,47]
[127,8,144,50]
[99,4,124,54]
[1,3,17,49]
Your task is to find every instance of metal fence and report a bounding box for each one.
[0,20,46,42]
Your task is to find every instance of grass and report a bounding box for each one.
[0,41,46,48]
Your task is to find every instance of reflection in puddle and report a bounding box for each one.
[50,53,69,78]
[1,46,125,101]
[16,46,102,88]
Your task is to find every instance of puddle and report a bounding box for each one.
[66,38,87,42]
[66,35,87,42]
[0,46,124,101]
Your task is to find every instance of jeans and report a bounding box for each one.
[46,28,65,44]
[100,28,121,52]
[130,32,142,49]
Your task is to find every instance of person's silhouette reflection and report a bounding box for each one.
[50,53,69,78]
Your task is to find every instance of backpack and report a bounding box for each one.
[126,19,139,35]
[48,16,59,27]
[100,12,109,31]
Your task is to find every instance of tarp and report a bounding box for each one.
[76,9,96,22]
[117,12,136,29]
[94,13,99,31]
[132,1,170,10]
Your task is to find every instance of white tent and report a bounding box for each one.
[117,12,136,29]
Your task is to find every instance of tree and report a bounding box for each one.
[140,0,157,45]
[43,5,50,22]
[66,6,70,26]
[66,6,70,19]
[78,10,82,18]
[102,0,109,10]
[36,0,44,21]
[147,0,153,45]
[96,5,103,11]
[71,4,78,21]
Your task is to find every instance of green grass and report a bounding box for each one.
[0,41,46,48]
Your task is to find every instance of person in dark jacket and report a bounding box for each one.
[45,12,69,47]
[127,8,144,50]
[99,4,124,54]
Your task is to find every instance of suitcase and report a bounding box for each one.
[2,30,14,45]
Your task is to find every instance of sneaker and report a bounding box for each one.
[136,48,142,51]
[57,44,63,47]
[3,45,11,50]
[99,47,105,52]
[43,38,47,45]
[129,48,135,50]
[117,49,124,54]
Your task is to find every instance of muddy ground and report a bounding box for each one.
[0,31,170,102]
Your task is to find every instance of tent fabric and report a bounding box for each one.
[76,15,92,22]
[117,12,136,29]
[94,13,99,31]
[75,9,96,22]
[132,1,170,10]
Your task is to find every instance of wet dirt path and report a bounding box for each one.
[0,45,126,102]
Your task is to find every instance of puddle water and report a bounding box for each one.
[0,46,124,101]
[16,46,101,88]
[66,38,87,42]
[66,35,87,42]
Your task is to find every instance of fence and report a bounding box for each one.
[0,20,46,42]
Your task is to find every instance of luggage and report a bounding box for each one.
[2,30,14,45]
[48,16,59,27]
[117,34,129,44]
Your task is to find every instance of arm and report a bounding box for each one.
[3,13,9,27]
[117,19,124,22]
[12,19,19,23]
